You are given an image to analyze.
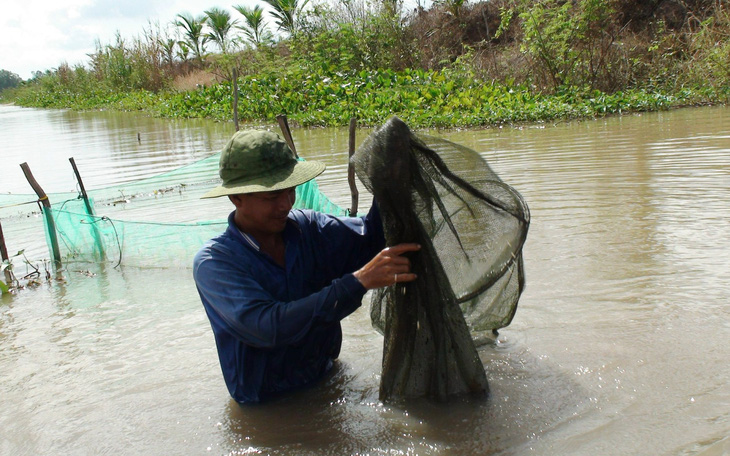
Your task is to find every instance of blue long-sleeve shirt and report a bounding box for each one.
[193,205,384,404]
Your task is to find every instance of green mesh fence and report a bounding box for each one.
[0,153,222,219]
[292,172,346,216]
[30,154,346,269]
[44,199,225,268]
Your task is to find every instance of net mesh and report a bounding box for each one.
[44,199,228,269]
[0,152,221,216]
[352,117,530,401]
[4,153,345,269]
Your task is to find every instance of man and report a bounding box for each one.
[193,129,419,404]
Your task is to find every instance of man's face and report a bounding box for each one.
[231,187,297,236]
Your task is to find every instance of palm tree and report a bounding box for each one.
[159,38,177,67]
[175,13,207,65]
[233,5,272,48]
[204,7,238,55]
[175,41,191,63]
[261,0,310,36]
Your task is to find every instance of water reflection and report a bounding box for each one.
[0,105,232,194]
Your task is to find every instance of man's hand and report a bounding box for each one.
[353,243,421,290]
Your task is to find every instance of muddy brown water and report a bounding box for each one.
[1,104,729,455]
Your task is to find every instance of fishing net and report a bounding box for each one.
[42,198,228,269]
[352,117,530,401]
[0,152,222,220]
[3,153,345,269]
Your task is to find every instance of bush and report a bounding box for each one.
[7,0,729,127]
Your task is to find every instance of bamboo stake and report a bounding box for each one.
[69,157,106,261]
[276,114,298,158]
[232,67,240,132]
[348,118,359,216]
[69,158,93,216]
[19,162,62,269]
[0,221,12,285]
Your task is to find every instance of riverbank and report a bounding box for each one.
[3,0,729,128]
[7,67,729,129]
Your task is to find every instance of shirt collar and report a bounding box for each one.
[237,229,260,251]
[227,211,302,253]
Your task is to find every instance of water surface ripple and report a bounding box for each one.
[1,105,729,455]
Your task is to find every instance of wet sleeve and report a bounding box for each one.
[194,252,367,349]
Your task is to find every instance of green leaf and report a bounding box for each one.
[0,280,8,294]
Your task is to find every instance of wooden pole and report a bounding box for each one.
[347,118,359,216]
[276,114,298,158]
[69,157,106,261]
[19,162,62,269]
[232,67,240,132]
[0,221,13,285]
[69,157,93,215]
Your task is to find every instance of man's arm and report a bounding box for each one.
[194,252,367,349]
[308,202,420,289]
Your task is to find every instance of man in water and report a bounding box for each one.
[193,129,419,404]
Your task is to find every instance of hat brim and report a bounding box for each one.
[201,160,326,199]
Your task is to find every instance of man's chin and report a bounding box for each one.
[272,217,289,231]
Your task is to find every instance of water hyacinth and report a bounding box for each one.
[11,63,725,128]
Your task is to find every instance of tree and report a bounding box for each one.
[159,37,177,67]
[0,69,23,91]
[233,4,273,48]
[175,13,208,65]
[176,41,191,62]
[262,0,311,36]
[518,0,617,90]
[204,7,238,55]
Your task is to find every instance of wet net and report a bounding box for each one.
[352,117,530,401]
[41,198,228,269]
[4,153,345,269]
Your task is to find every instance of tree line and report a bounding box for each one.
[2,0,728,128]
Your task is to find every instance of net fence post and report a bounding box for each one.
[276,114,298,159]
[233,67,240,132]
[69,157,106,261]
[348,117,359,216]
[19,162,62,270]
[0,221,13,285]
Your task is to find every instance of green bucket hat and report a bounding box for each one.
[202,130,326,198]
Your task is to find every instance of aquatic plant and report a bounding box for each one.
[7,0,729,127]
[0,250,47,294]
[0,265,10,294]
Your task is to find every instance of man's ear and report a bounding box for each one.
[228,194,243,207]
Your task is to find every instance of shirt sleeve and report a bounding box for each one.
[194,250,368,349]
[305,201,386,277]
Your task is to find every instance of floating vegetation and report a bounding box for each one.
[13,66,727,129]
